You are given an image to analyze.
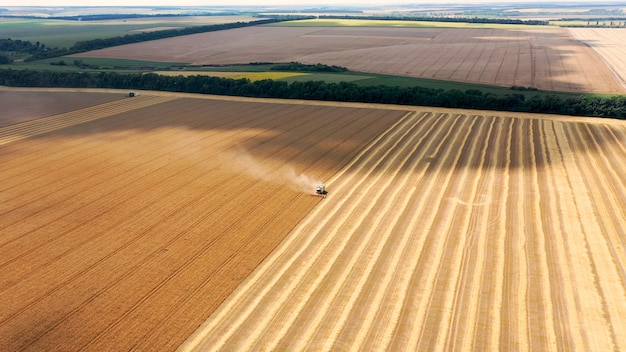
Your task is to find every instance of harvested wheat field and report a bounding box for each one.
[0,88,403,351]
[2,88,626,351]
[72,25,625,94]
[568,28,626,90]
[181,104,626,350]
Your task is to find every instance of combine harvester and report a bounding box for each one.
[311,184,328,198]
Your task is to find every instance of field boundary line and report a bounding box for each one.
[0,95,175,146]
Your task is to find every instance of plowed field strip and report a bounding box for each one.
[569,28,626,91]
[0,96,174,146]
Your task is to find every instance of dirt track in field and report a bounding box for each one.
[182,108,626,351]
[0,90,403,351]
[72,26,625,94]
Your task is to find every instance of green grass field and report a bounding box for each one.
[12,57,186,71]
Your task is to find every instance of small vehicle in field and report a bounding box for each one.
[312,184,328,198]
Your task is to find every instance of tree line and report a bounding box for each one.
[0,38,49,63]
[270,62,348,72]
[0,18,295,62]
[317,15,549,26]
[1,68,624,119]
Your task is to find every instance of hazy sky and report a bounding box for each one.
[3,0,579,7]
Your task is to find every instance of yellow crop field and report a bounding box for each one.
[1,88,625,351]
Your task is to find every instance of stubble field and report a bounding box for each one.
[568,28,626,90]
[72,24,625,94]
[1,88,626,351]
[182,97,626,351]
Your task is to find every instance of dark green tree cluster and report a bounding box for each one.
[271,62,348,72]
[0,68,624,119]
[318,15,549,26]
[0,38,61,62]
[42,13,216,21]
